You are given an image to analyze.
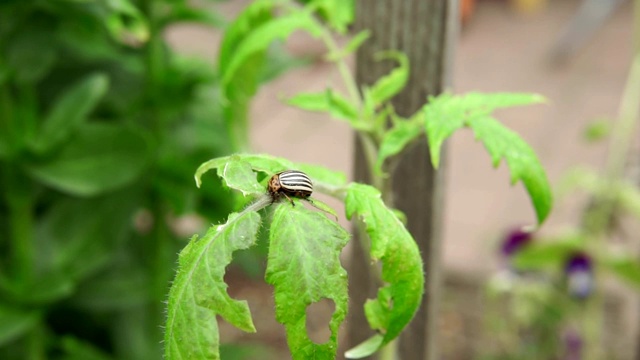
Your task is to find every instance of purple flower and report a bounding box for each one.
[565,253,593,299]
[500,227,533,257]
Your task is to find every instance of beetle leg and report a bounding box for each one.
[282,193,295,206]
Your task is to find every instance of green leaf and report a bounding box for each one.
[369,51,409,106]
[344,334,383,359]
[26,123,150,196]
[512,237,582,270]
[31,73,109,153]
[286,89,358,123]
[423,92,550,224]
[158,5,227,29]
[344,183,423,356]
[0,305,40,347]
[601,256,640,289]
[217,157,264,196]
[376,117,423,174]
[328,30,370,60]
[222,10,322,87]
[6,28,57,84]
[467,116,552,224]
[308,0,354,34]
[266,201,349,360]
[60,336,113,360]
[195,154,347,190]
[165,211,261,360]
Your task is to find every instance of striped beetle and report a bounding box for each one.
[268,170,313,205]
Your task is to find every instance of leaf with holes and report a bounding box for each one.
[164,211,261,360]
[344,183,423,358]
[266,201,349,360]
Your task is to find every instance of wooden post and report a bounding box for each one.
[348,1,457,359]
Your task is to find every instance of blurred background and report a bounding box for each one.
[1,0,639,359]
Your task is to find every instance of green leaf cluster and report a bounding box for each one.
[0,0,310,358]
[166,154,424,359]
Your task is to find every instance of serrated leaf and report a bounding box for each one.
[286,89,358,123]
[26,123,150,196]
[266,201,349,360]
[195,154,347,190]
[164,211,261,360]
[423,92,550,223]
[218,158,264,196]
[344,183,423,356]
[369,51,409,106]
[467,116,552,224]
[30,74,109,153]
[222,10,323,87]
[376,118,423,174]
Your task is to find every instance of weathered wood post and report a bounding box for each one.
[348,1,458,359]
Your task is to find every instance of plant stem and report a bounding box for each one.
[319,32,362,107]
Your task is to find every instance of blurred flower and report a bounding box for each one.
[565,253,593,299]
[500,226,534,258]
[563,328,583,360]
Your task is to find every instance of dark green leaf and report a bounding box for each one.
[266,201,349,360]
[26,123,150,196]
[60,336,113,360]
[6,29,57,83]
[0,305,40,347]
[369,51,409,106]
[31,74,109,153]
[344,183,423,356]
[164,211,261,360]
[308,0,354,34]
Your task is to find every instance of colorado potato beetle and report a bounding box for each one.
[268,170,313,205]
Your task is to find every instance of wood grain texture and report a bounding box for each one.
[349,1,457,359]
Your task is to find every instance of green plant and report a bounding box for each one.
[163,1,554,359]
[0,0,301,358]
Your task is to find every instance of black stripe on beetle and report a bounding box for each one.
[268,170,313,205]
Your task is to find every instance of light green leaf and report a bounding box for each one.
[467,116,552,224]
[308,0,354,34]
[217,158,264,196]
[344,334,383,359]
[26,123,150,196]
[601,256,640,289]
[308,198,338,219]
[369,51,409,106]
[0,305,40,347]
[423,92,550,224]
[376,117,423,174]
[512,237,582,270]
[286,89,358,123]
[344,183,423,356]
[195,154,347,190]
[222,10,323,87]
[31,73,109,153]
[165,211,261,360]
[266,201,349,360]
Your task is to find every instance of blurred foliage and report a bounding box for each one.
[0,0,302,358]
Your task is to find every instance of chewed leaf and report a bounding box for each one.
[344,184,423,357]
[422,92,551,224]
[218,158,264,196]
[467,116,552,224]
[267,202,349,359]
[164,211,261,360]
[195,154,347,190]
